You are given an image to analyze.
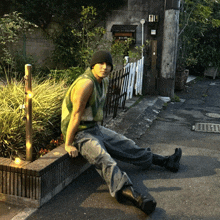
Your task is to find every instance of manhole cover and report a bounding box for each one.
[192,123,220,133]
[206,113,220,118]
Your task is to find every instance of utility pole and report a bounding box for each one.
[159,0,180,98]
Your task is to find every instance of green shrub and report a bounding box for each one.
[0,78,67,159]
[49,66,84,85]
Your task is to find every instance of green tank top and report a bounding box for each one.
[61,68,109,140]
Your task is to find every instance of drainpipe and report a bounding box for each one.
[159,0,180,98]
[140,19,145,57]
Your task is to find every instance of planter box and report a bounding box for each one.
[0,144,90,208]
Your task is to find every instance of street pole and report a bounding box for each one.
[140,19,145,57]
[25,64,33,161]
[160,0,180,98]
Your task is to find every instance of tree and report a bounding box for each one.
[0,11,37,79]
[51,6,107,69]
[178,0,220,74]
[71,6,106,69]
[10,0,126,29]
[4,0,126,69]
[51,6,136,70]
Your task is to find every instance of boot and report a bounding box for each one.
[152,148,182,172]
[116,185,157,215]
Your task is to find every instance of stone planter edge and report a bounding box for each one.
[0,144,91,208]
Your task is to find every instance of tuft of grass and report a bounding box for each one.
[0,78,67,159]
[171,94,180,102]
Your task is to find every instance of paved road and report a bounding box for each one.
[2,77,220,219]
[26,77,220,220]
[134,78,220,219]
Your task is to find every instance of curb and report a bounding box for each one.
[105,96,169,139]
[124,97,166,140]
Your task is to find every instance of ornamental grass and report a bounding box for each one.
[0,78,67,160]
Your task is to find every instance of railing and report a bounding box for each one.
[104,65,130,118]
[104,57,144,118]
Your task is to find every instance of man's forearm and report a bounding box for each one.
[65,116,81,146]
[65,116,80,158]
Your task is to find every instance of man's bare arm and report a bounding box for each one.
[65,79,93,157]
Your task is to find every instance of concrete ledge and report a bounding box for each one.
[0,144,90,208]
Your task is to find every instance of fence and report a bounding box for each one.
[104,66,130,118]
[104,57,144,118]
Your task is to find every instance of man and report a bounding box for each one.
[61,50,182,215]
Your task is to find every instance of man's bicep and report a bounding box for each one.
[71,79,93,115]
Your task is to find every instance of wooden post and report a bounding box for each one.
[25,64,33,161]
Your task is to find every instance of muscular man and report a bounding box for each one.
[61,51,182,215]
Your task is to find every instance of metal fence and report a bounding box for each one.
[104,57,144,119]
[104,65,130,118]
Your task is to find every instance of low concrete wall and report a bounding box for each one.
[0,144,90,208]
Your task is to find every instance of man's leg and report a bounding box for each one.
[99,126,153,168]
[99,126,182,172]
[74,126,156,215]
[74,126,132,197]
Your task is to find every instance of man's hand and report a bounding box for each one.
[65,145,79,158]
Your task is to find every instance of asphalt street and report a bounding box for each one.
[1,77,220,220]
[27,77,220,220]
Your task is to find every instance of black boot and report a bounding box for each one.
[116,186,157,215]
[152,148,182,172]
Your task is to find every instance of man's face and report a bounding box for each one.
[92,62,111,82]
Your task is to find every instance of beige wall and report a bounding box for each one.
[16,22,60,69]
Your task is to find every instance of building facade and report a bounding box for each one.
[105,0,180,97]
[3,0,180,97]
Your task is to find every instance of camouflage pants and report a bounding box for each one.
[74,125,153,197]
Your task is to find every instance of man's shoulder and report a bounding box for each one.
[73,73,93,92]
[75,78,93,89]
[74,69,93,85]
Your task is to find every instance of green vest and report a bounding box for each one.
[61,68,109,140]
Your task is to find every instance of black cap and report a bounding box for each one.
[90,50,113,72]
